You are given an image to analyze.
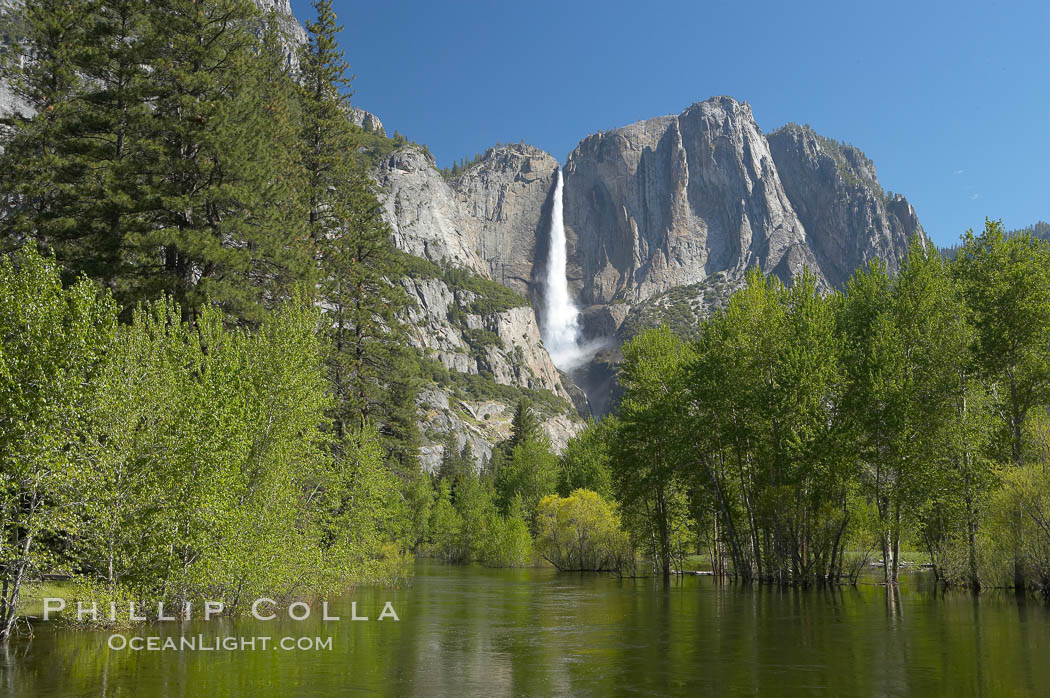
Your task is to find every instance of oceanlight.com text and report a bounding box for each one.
[107,635,333,651]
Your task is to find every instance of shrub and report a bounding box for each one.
[535,490,632,573]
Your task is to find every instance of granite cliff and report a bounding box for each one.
[767,123,924,285]
[372,97,925,416]
[563,97,819,307]
[375,145,582,469]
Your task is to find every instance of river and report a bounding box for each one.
[2,561,1049,696]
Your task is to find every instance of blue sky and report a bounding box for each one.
[291,0,1049,247]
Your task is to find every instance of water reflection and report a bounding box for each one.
[2,561,1049,696]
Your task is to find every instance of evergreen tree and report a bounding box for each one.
[510,398,542,449]
[297,0,418,464]
[236,11,314,304]
[558,417,617,499]
[460,440,476,476]
[439,433,465,484]
[133,0,311,322]
[0,0,312,321]
[298,0,354,244]
[0,0,95,259]
[494,439,559,526]
[67,0,154,294]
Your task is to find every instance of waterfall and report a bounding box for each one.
[542,169,584,370]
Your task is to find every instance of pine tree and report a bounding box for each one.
[439,433,464,484]
[298,0,355,245]
[298,0,418,465]
[0,1,312,321]
[460,440,475,474]
[133,0,310,322]
[510,398,542,449]
[235,11,313,304]
[0,1,162,298]
[0,0,94,260]
[68,0,154,294]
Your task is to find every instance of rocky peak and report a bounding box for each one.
[563,95,819,307]
[766,123,925,286]
[770,124,881,190]
[375,145,490,275]
[254,0,293,12]
[376,141,561,296]
[249,0,307,71]
[454,143,559,296]
[252,0,303,31]
[349,106,385,136]
[472,142,554,171]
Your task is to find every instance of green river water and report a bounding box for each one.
[2,560,1049,696]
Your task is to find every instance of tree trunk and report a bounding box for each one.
[963,491,981,591]
[0,533,33,643]
[700,453,748,581]
[1010,378,1027,594]
[880,528,891,585]
[890,502,901,585]
[657,487,671,580]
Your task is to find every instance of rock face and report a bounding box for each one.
[0,0,29,120]
[562,97,821,307]
[252,0,307,43]
[375,143,559,290]
[0,68,27,121]
[416,388,580,475]
[373,97,928,421]
[767,123,925,286]
[455,144,558,296]
[485,305,569,394]
[375,147,490,275]
[399,272,582,471]
[399,276,569,402]
[375,144,584,469]
[546,98,925,414]
[246,1,306,71]
[349,106,385,136]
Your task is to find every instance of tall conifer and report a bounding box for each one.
[136,0,307,322]
[0,0,94,260]
[298,0,419,466]
[1,0,312,321]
